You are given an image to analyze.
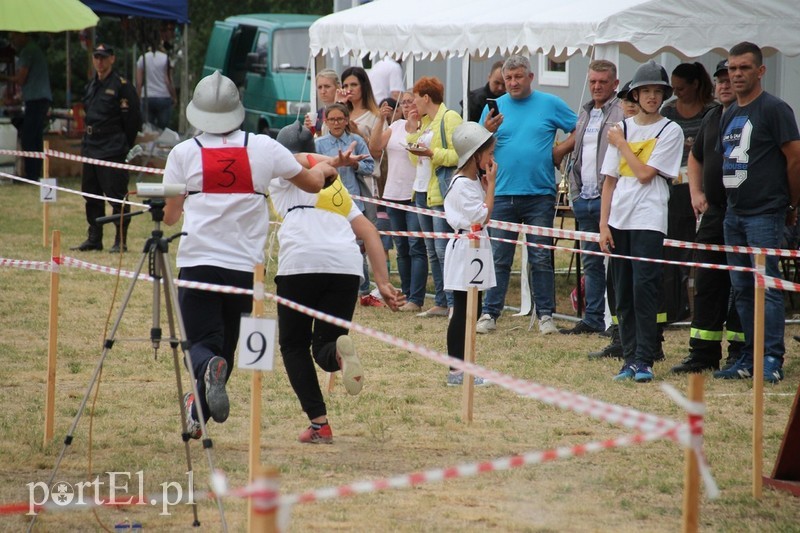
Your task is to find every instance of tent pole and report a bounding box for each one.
[66,33,71,107]
[179,23,189,134]
[461,55,470,120]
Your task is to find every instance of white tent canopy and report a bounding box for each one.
[310,0,800,61]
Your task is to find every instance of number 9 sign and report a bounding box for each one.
[237,316,276,371]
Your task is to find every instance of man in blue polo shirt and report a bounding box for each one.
[476,54,576,335]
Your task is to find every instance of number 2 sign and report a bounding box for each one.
[237,316,276,371]
[464,247,493,289]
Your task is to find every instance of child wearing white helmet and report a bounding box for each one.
[598,60,684,384]
[442,122,497,386]
[270,120,404,443]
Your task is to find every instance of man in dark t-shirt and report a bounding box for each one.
[714,42,800,384]
[671,60,743,374]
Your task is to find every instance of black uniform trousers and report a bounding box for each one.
[689,205,743,363]
[81,157,130,237]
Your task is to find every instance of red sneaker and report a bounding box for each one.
[298,423,333,444]
[359,294,386,307]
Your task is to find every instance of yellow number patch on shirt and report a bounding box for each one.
[315,176,352,217]
[619,137,658,177]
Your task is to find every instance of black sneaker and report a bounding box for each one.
[70,239,103,251]
[204,356,229,423]
[670,355,719,374]
[559,321,603,335]
[108,243,128,253]
[588,326,623,360]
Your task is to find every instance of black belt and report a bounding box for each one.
[85,125,122,136]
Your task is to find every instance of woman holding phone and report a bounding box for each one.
[405,76,463,317]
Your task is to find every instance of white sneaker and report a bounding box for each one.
[538,315,558,335]
[475,313,496,334]
[336,336,363,395]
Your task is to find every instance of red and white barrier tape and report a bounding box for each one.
[757,273,800,292]
[2,254,681,433]
[379,228,759,274]
[357,193,800,259]
[0,171,149,208]
[3,148,795,259]
[0,148,163,174]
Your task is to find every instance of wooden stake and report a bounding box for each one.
[682,373,704,533]
[44,230,60,446]
[42,140,50,247]
[462,225,481,423]
[753,252,766,499]
[247,264,265,530]
[249,465,280,533]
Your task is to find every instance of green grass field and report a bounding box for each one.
[1,176,799,531]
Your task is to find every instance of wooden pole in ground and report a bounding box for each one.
[43,230,61,446]
[247,264,265,531]
[42,140,50,247]
[249,465,279,533]
[682,373,704,533]
[752,252,766,499]
[462,224,481,423]
[326,371,336,393]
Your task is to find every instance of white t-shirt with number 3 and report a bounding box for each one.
[163,130,302,271]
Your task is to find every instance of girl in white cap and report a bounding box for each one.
[442,122,497,386]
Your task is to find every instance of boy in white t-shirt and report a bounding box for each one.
[599,61,684,383]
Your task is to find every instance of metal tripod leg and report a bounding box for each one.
[29,233,227,532]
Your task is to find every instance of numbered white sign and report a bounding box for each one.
[237,316,276,371]
[464,246,493,289]
[40,178,57,203]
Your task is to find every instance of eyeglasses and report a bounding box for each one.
[399,100,414,106]
[326,117,347,124]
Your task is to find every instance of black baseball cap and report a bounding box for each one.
[92,44,115,57]
[713,59,729,77]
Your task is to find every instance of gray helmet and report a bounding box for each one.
[627,60,673,102]
[453,122,493,169]
[186,70,245,134]
[277,120,316,154]
[617,80,632,100]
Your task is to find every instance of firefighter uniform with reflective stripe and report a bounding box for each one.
[687,104,743,365]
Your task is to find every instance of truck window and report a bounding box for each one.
[272,28,309,72]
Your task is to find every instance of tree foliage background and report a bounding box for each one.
[12,0,333,110]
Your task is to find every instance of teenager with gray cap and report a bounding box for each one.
[162,72,338,439]
[270,121,403,443]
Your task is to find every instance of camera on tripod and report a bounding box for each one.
[136,183,187,198]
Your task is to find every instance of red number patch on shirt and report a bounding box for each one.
[201,147,255,193]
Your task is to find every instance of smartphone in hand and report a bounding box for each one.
[486,98,499,116]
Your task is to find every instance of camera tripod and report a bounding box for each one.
[30,199,228,531]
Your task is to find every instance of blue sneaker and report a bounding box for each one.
[713,356,753,380]
[633,364,654,383]
[613,364,635,381]
[763,356,784,384]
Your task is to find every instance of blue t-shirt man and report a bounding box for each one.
[475,55,577,334]
[480,91,576,196]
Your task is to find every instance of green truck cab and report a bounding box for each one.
[203,14,318,136]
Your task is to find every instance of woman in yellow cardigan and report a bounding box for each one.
[405,76,463,316]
